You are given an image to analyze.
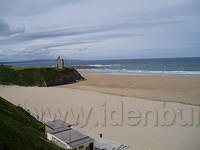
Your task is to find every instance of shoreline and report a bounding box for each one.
[78,69,200,77]
[79,69,200,77]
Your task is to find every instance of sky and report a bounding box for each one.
[0,0,199,61]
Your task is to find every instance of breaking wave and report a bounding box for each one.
[82,68,200,76]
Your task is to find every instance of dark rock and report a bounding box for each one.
[44,73,84,87]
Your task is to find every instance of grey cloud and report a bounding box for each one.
[135,0,200,20]
[0,19,180,44]
[13,32,139,60]
[90,33,141,40]
[0,20,25,36]
[161,0,200,16]
[11,40,95,60]
[19,40,100,56]
[78,47,90,52]
[0,0,89,16]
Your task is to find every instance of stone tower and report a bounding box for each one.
[56,56,64,69]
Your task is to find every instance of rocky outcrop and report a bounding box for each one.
[44,73,84,86]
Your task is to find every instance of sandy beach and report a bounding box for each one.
[61,72,200,106]
[0,73,200,150]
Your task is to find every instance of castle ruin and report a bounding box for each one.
[56,56,64,69]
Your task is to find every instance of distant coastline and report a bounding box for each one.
[1,57,200,76]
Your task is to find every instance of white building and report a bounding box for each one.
[45,120,94,150]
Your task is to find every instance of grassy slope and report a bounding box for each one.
[0,97,63,150]
[0,65,83,86]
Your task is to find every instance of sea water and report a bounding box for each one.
[1,57,200,76]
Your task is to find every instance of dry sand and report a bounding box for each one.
[0,86,200,149]
[0,73,200,150]
[60,72,200,106]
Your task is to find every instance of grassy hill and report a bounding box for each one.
[0,65,84,86]
[0,96,64,150]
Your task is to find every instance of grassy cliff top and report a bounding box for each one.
[0,65,84,86]
[0,97,63,150]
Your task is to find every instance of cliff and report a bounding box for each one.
[0,65,84,87]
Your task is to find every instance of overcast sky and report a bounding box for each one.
[0,0,199,61]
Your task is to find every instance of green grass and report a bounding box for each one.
[0,97,64,150]
[0,65,84,86]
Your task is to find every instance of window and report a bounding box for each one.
[79,146,84,150]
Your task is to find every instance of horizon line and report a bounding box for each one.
[1,56,200,64]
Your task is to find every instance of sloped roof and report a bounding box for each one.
[49,127,94,147]
[46,120,94,147]
[45,120,71,129]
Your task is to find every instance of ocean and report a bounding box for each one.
[1,57,200,76]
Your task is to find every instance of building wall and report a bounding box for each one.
[77,142,94,150]
[45,126,52,134]
[47,133,70,149]
[56,59,64,69]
